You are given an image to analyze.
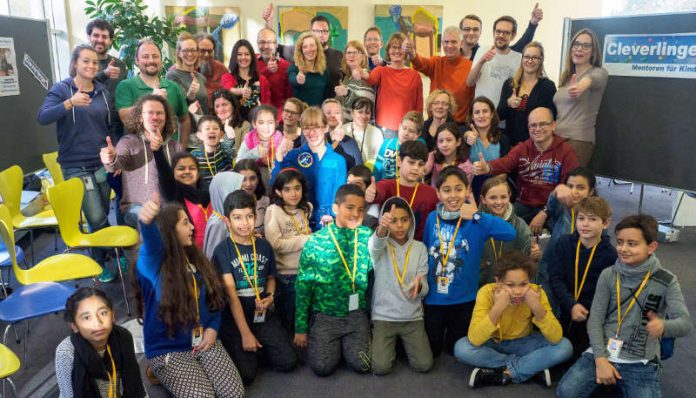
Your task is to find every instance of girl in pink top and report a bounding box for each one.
[425,122,473,187]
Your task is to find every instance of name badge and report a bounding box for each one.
[253,309,266,323]
[437,276,450,294]
[607,337,623,360]
[349,293,359,311]
[191,326,203,348]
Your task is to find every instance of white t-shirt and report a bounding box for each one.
[472,47,522,106]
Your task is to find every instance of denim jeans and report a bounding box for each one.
[454,333,573,383]
[556,352,662,398]
[62,165,112,264]
[275,274,297,336]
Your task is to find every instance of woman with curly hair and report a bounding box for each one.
[287,32,333,106]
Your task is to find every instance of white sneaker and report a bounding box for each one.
[542,368,552,387]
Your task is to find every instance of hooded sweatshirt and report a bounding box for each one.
[588,255,692,362]
[202,171,245,259]
[488,135,579,208]
[37,77,113,168]
[264,203,313,275]
[369,198,429,322]
[479,203,533,270]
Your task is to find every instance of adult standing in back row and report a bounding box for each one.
[553,29,608,167]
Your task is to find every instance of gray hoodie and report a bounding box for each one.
[369,197,429,322]
[588,254,692,362]
[203,171,244,259]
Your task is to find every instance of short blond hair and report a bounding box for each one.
[425,89,457,116]
[300,106,327,128]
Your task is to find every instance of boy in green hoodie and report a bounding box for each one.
[294,184,373,376]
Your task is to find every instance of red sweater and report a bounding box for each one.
[373,179,438,241]
[367,67,423,131]
[412,54,473,123]
[257,56,292,116]
[200,60,228,105]
[488,135,579,208]
[220,73,271,106]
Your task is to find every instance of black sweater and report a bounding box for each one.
[497,77,557,147]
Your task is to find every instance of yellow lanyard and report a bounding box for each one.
[574,240,598,301]
[490,238,503,262]
[436,216,462,275]
[327,224,358,292]
[203,149,217,176]
[389,242,413,289]
[212,210,225,220]
[395,182,419,207]
[105,344,117,398]
[231,237,261,301]
[615,271,651,336]
[394,142,400,179]
[197,204,211,222]
[190,270,200,326]
[290,210,310,235]
[570,208,575,234]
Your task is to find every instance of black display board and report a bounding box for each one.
[566,13,696,191]
[0,15,55,173]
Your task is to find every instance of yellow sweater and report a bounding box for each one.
[468,283,563,347]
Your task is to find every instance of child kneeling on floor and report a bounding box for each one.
[556,214,693,398]
[454,251,572,388]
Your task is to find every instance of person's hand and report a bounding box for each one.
[459,191,478,220]
[401,38,415,59]
[472,153,490,175]
[188,100,202,115]
[378,203,395,230]
[571,303,590,322]
[554,184,575,207]
[351,67,363,81]
[258,141,269,159]
[242,331,263,352]
[70,89,91,107]
[100,136,116,165]
[371,54,383,67]
[294,333,307,348]
[365,176,377,203]
[152,87,167,98]
[481,45,496,63]
[596,357,622,385]
[296,70,306,85]
[493,283,512,308]
[148,130,163,151]
[524,285,544,314]
[529,211,547,235]
[276,138,293,162]
[530,237,541,260]
[330,127,345,144]
[105,59,121,79]
[187,73,200,100]
[568,74,581,98]
[262,2,274,23]
[465,124,479,146]
[507,92,521,109]
[411,274,423,299]
[241,81,252,99]
[334,83,348,97]
[267,55,278,73]
[530,3,544,25]
[139,192,160,225]
[193,328,217,353]
[256,294,274,311]
[646,311,665,338]
[320,214,334,227]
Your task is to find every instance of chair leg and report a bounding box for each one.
[5,377,18,398]
[29,229,35,265]
[115,248,131,316]
[23,320,28,369]
[0,269,7,298]
[54,226,59,251]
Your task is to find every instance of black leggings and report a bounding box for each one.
[424,301,475,357]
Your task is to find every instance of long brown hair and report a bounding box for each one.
[154,203,226,337]
[124,95,176,140]
[560,29,602,87]
[341,40,368,77]
[466,96,501,144]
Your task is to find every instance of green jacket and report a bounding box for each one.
[295,224,373,333]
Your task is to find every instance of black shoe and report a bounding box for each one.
[535,368,552,387]
[469,367,509,388]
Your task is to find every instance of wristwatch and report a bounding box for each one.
[472,212,481,222]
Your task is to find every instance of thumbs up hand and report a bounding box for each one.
[106,59,121,79]
[365,176,377,203]
[646,311,665,338]
[379,203,396,229]
[401,38,415,59]
[507,92,521,109]
[242,80,252,99]
[334,83,348,97]
[100,136,116,165]
[267,55,278,73]
[465,124,479,146]
[481,45,496,63]
[187,73,200,100]
[531,3,544,25]
[473,152,490,175]
[371,53,383,67]
[148,129,163,151]
[70,83,91,107]
[568,74,581,98]
[296,70,306,85]
[459,190,479,220]
[139,191,161,225]
[262,2,274,23]
[351,66,363,81]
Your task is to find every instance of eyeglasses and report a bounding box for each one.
[528,121,553,130]
[198,49,214,54]
[522,55,543,62]
[571,41,593,50]
[179,49,199,54]
[345,50,362,56]
[494,29,513,37]
[283,109,301,116]
[302,126,325,132]
[312,29,329,35]
[258,40,277,46]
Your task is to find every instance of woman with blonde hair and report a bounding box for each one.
[287,33,331,106]
[335,40,375,122]
[553,29,608,166]
[423,89,458,151]
[498,41,557,147]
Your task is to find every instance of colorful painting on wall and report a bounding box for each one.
[374,5,443,58]
[164,6,242,67]
[278,6,349,51]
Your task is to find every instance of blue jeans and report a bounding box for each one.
[557,352,662,398]
[454,333,572,383]
[62,166,112,264]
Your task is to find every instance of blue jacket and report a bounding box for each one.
[37,77,114,169]
[538,194,574,283]
[373,137,399,182]
[272,143,346,230]
[137,221,221,359]
[423,207,516,305]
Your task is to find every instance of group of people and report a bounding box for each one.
[37,6,692,398]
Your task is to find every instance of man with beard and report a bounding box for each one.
[459,4,544,60]
[256,28,291,116]
[466,16,523,107]
[196,34,228,104]
[115,39,191,147]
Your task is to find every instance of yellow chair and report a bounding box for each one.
[0,205,102,285]
[48,178,138,314]
[364,160,375,172]
[0,343,20,397]
[0,165,59,263]
[42,151,64,185]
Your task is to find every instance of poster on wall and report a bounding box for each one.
[374,5,443,58]
[0,37,19,97]
[603,33,696,79]
[165,6,242,67]
[278,6,349,50]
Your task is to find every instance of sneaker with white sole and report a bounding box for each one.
[541,368,552,387]
[469,367,509,388]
